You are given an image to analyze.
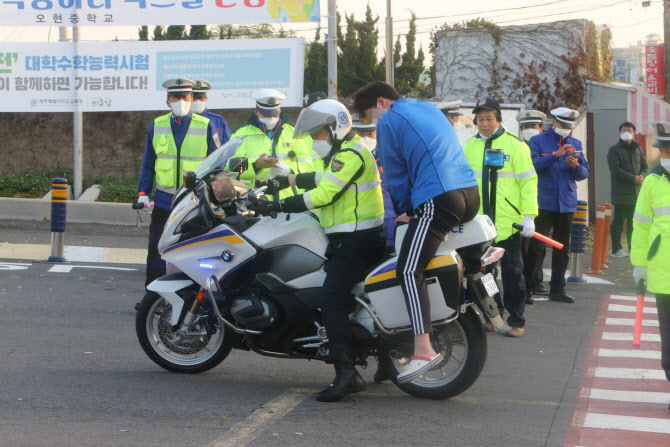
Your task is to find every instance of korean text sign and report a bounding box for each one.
[646,45,665,99]
[0,0,320,26]
[0,39,305,112]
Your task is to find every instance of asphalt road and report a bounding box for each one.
[0,223,634,447]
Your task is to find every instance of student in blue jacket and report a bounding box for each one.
[353,81,480,384]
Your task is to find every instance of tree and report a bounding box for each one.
[213,24,295,39]
[188,25,211,40]
[138,26,148,41]
[152,25,165,41]
[394,12,426,95]
[165,25,186,40]
[304,26,328,94]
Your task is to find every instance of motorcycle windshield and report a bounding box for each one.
[194,137,245,180]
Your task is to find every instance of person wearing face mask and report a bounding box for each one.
[230,88,314,199]
[305,92,328,170]
[607,122,648,258]
[527,107,590,304]
[191,79,231,149]
[351,81,479,381]
[631,122,670,409]
[137,78,220,288]
[463,97,538,338]
[516,109,547,304]
[436,100,466,144]
[260,99,386,402]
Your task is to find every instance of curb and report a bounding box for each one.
[0,197,150,226]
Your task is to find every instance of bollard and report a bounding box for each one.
[47,178,68,262]
[587,204,605,275]
[568,200,588,283]
[600,203,612,268]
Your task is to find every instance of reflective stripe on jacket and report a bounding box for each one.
[463,128,539,242]
[152,113,210,195]
[231,117,314,199]
[304,135,384,234]
[631,165,670,294]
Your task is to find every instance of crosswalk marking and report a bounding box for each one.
[605,318,659,327]
[607,303,658,314]
[609,295,657,304]
[587,388,670,404]
[597,349,662,359]
[602,332,661,342]
[583,413,670,435]
[594,367,667,380]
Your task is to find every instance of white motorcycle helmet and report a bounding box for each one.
[293,98,352,142]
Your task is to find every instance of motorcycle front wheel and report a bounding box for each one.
[381,305,487,400]
[136,291,233,373]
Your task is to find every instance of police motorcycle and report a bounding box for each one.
[135,138,507,399]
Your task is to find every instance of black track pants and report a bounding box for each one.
[396,187,480,336]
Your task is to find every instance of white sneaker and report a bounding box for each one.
[611,249,629,258]
[396,353,443,384]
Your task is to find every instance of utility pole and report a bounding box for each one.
[385,0,394,87]
[327,0,337,99]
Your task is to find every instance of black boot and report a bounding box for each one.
[316,345,365,402]
[525,289,534,305]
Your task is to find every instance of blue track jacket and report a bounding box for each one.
[377,98,478,212]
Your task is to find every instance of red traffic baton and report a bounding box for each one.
[512,223,565,250]
[633,279,646,349]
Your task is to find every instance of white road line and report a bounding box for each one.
[598,349,662,359]
[542,268,615,285]
[605,318,659,327]
[583,413,670,434]
[64,246,110,263]
[602,332,661,342]
[48,265,137,273]
[588,388,670,404]
[206,390,308,447]
[610,295,656,304]
[594,367,668,380]
[608,304,657,314]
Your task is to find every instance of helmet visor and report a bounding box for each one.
[293,108,336,139]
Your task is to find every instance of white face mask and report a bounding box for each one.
[620,132,634,142]
[362,136,377,151]
[312,139,332,158]
[661,158,670,169]
[522,128,540,142]
[190,100,206,114]
[259,116,279,130]
[452,122,465,133]
[555,127,571,138]
[170,100,191,117]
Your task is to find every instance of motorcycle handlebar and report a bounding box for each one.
[131,201,154,210]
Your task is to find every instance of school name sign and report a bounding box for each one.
[0,0,321,26]
[0,38,305,112]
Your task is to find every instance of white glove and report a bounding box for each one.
[520,215,535,238]
[633,266,647,284]
[269,161,291,179]
[138,195,151,209]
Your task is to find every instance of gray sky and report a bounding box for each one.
[0,0,663,51]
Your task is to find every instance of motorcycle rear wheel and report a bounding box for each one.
[136,291,233,374]
[382,306,487,399]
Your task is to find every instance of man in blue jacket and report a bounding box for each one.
[191,79,231,149]
[526,107,590,303]
[353,81,480,383]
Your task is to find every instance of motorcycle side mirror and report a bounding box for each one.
[183,171,197,190]
[229,157,249,174]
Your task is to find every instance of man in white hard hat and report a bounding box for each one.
[516,110,546,143]
[191,79,231,149]
[230,88,314,199]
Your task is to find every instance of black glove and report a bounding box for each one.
[265,176,290,195]
[256,200,283,217]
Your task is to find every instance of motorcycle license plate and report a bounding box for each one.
[481,273,499,296]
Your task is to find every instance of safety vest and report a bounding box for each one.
[631,165,670,294]
[305,135,384,234]
[152,113,210,195]
[463,128,539,242]
[231,121,314,199]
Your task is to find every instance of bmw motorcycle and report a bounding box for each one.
[135,138,507,399]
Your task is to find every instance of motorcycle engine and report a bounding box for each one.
[230,290,277,330]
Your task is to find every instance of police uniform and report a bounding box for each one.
[138,78,219,287]
[526,107,589,303]
[435,100,463,119]
[516,110,547,301]
[230,89,315,199]
[463,98,539,333]
[631,122,670,391]
[192,79,231,149]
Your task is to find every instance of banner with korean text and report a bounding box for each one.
[0,38,305,112]
[0,0,321,26]
[645,45,665,99]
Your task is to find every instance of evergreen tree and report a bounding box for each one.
[214,24,295,39]
[188,25,210,40]
[152,26,165,41]
[138,26,148,41]
[304,26,328,94]
[165,25,186,40]
[395,12,425,95]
